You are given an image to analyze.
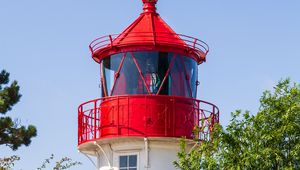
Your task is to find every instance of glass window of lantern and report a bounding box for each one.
[102,51,198,98]
[183,57,198,98]
[167,55,191,97]
[112,53,148,95]
[134,51,163,94]
[155,52,174,96]
[102,53,124,96]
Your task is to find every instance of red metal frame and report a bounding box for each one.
[78,95,219,146]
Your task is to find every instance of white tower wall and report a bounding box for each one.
[79,137,193,170]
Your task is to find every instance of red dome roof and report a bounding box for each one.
[90,0,209,64]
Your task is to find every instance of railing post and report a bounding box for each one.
[212,107,215,124]
[85,114,88,141]
[165,100,168,137]
[145,96,147,135]
[172,97,175,136]
[94,100,97,139]
[193,39,197,49]
[117,97,120,135]
[89,46,94,56]
[78,106,82,144]
[197,101,200,140]
[109,35,113,47]
[127,96,130,135]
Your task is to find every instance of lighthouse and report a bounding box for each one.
[78,0,219,169]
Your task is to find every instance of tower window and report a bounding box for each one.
[119,154,138,170]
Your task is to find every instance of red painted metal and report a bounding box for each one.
[90,33,209,64]
[78,95,219,146]
[78,0,219,148]
[142,0,158,14]
[89,0,209,64]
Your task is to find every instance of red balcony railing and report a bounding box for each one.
[78,95,219,146]
[89,32,209,63]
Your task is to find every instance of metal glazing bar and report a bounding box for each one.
[131,52,151,94]
[110,52,127,96]
[180,55,193,97]
[156,53,177,95]
[100,62,108,97]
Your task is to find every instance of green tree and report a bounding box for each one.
[0,155,20,170]
[0,154,81,170]
[174,79,300,169]
[37,154,82,170]
[0,70,37,150]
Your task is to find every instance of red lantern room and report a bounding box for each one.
[78,1,219,169]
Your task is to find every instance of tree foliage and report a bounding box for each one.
[0,70,37,150]
[37,154,82,170]
[0,155,20,170]
[174,79,300,169]
[0,154,81,170]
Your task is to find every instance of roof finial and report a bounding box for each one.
[142,0,158,3]
[142,0,158,14]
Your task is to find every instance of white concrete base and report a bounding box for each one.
[79,137,194,170]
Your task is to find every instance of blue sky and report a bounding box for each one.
[1,0,299,169]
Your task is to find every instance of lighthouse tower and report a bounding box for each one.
[78,0,219,170]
